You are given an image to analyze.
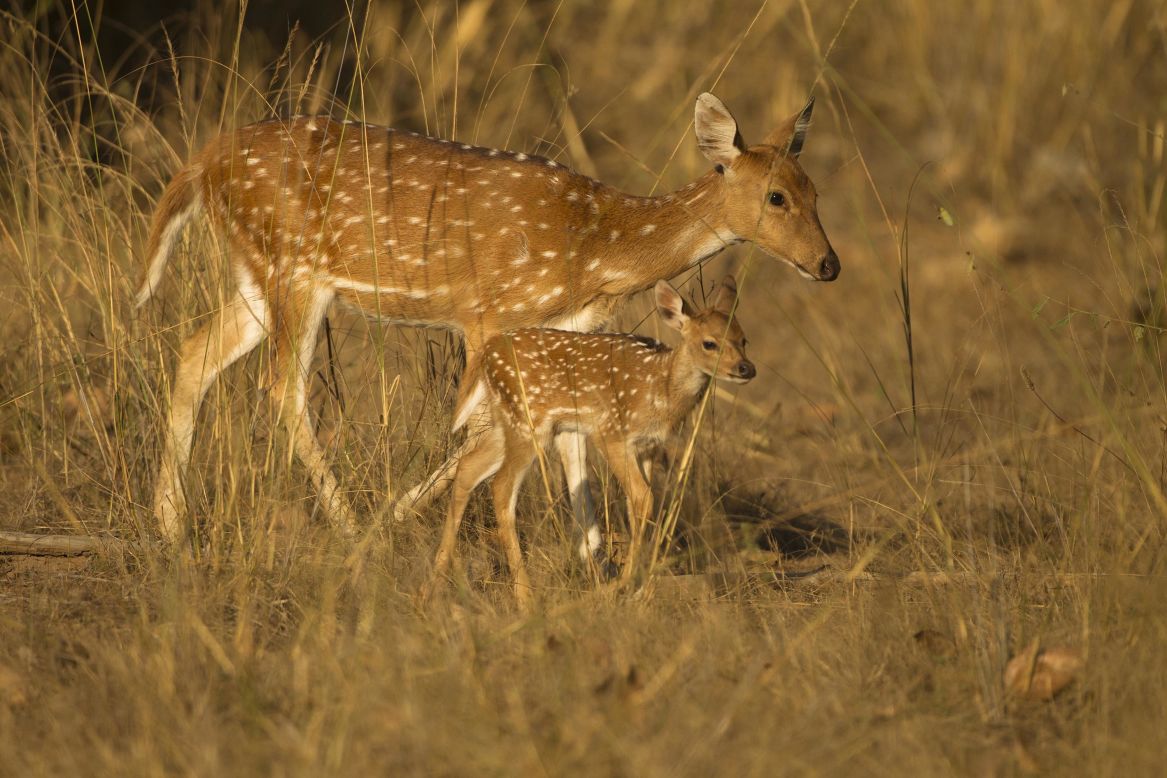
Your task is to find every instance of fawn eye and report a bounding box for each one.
[768,191,786,207]
[702,339,718,351]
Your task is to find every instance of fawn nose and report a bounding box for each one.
[818,250,840,281]
[736,361,756,380]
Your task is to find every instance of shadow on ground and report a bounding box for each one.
[717,483,851,559]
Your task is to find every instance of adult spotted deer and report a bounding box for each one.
[431,276,753,607]
[136,91,838,547]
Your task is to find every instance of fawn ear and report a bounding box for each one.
[655,280,691,331]
[712,275,738,315]
[694,93,745,170]
[764,96,814,157]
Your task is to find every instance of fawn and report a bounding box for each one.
[136,92,833,552]
[431,275,753,607]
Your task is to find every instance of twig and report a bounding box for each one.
[1020,366,1135,473]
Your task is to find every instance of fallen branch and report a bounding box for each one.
[0,531,129,556]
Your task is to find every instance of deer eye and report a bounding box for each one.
[768,191,786,207]
[702,339,718,351]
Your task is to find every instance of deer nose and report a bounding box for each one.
[736,361,756,380]
[818,250,840,281]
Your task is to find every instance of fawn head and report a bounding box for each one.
[655,276,755,383]
[694,93,839,282]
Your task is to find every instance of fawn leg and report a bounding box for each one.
[491,432,536,609]
[393,391,493,521]
[427,425,505,598]
[601,439,653,583]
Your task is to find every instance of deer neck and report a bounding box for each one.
[656,347,711,424]
[583,171,738,292]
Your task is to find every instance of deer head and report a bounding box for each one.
[655,275,755,384]
[694,93,839,282]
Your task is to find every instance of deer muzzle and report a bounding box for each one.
[734,360,756,381]
[817,249,840,282]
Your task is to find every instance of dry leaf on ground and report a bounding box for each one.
[1004,640,1084,701]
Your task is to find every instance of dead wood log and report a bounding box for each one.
[0,531,129,556]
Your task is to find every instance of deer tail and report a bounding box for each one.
[452,355,489,432]
[134,163,204,308]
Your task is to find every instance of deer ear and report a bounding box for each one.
[764,96,814,157]
[694,93,745,169]
[655,280,691,331]
[712,275,739,315]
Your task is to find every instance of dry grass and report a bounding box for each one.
[1,0,1166,774]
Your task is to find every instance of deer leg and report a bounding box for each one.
[427,424,505,598]
[154,289,269,542]
[554,432,615,580]
[491,432,536,609]
[601,439,654,583]
[268,286,356,536]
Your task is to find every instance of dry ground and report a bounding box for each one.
[1,1,1166,774]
